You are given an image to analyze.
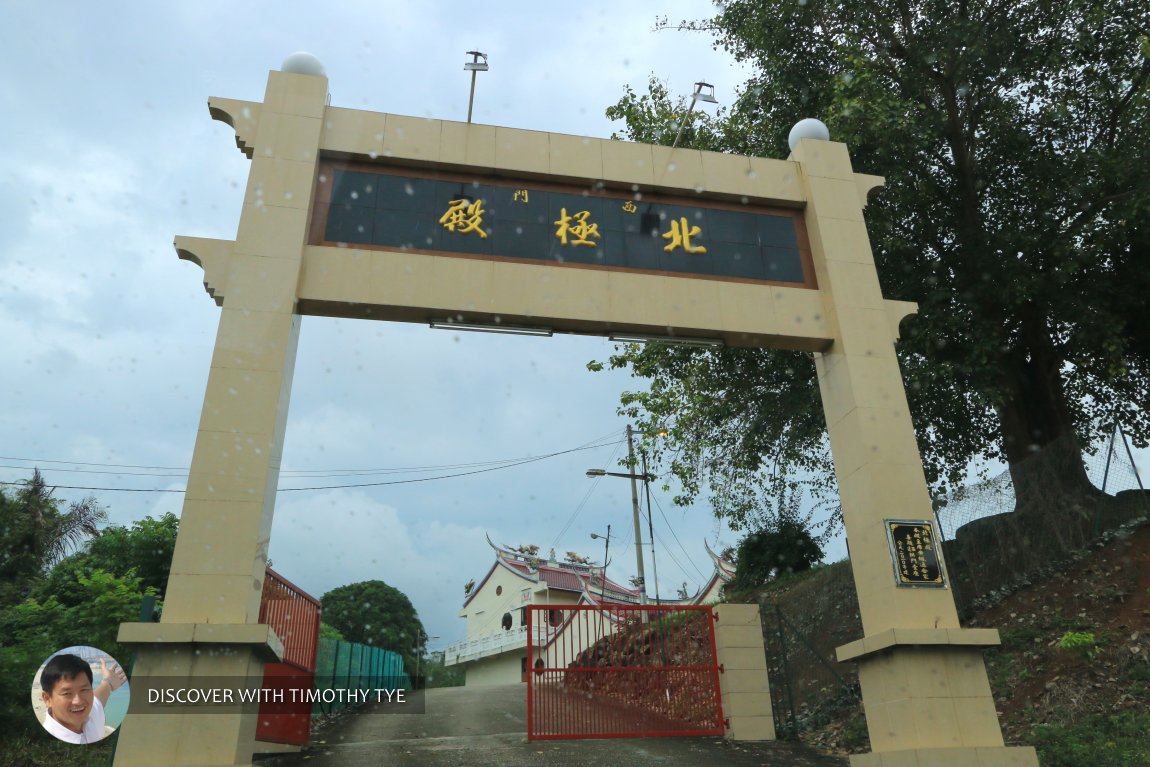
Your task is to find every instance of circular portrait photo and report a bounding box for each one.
[31,646,130,744]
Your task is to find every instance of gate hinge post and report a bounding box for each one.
[718,663,725,674]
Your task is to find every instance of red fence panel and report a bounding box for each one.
[259,566,322,671]
[256,568,322,746]
[527,604,724,740]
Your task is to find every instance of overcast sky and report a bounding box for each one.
[4,2,1144,654]
[0,1,773,650]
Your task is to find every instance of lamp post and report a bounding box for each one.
[586,425,656,605]
[590,525,611,583]
[463,51,488,124]
[669,81,719,151]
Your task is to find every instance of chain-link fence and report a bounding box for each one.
[759,580,861,740]
[937,429,1148,610]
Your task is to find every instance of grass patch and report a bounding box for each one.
[1030,711,1150,767]
[0,731,115,767]
[1000,625,1045,651]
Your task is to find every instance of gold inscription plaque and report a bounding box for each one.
[884,519,947,587]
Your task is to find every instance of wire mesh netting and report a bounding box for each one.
[935,430,1148,607]
[935,428,1147,542]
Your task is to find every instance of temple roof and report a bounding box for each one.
[464,533,734,608]
[705,539,737,582]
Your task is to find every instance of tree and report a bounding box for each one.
[0,471,107,607]
[600,2,1150,522]
[730,479,825,590]
[36,513,179,608]
[732,520,824,591]
[0,477,161,738]
[321,580,426,675]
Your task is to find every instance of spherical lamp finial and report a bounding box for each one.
[281,52,326,77]
[788,118,830,151]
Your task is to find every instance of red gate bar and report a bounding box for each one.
[527,604,725,740]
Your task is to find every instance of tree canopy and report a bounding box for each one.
[0,471,106,607]
[35,512,178,609]
[321,580,426,675]
[600,0,1150,523]
[0,474,162,738]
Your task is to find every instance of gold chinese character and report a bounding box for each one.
[662,217,707,253]
[513,189,530,203]
[439,199,488,238]
[554,208,601,247]
[622,200,637,214]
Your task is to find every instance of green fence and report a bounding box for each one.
[312,637,410,716]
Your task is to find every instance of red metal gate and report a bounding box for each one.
[256,567,321,746]
[527,604,724,740]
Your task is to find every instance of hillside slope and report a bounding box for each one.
[786,521,1150,764]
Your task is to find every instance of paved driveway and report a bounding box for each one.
[259,684,847,767]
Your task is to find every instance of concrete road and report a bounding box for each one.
[258,684,847,767]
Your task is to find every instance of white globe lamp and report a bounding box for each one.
[281,52,326,77]
[788,118,830,152]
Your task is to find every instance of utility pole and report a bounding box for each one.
[626,425,648,605]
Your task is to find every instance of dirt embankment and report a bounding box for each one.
[753,520,1150,755]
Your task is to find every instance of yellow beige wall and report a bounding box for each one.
[460,564,534,640]
[714,604,774,741]
[464,652,525,687]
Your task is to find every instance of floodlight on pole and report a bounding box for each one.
[464,51,488,124]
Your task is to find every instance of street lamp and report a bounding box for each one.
[463,50,488,124]
[670,81,719,151]
[590,525,611,582]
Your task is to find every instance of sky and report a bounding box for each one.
[0,0,767,651]
[3,2,1145,656]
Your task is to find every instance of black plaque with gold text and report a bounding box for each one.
[884,520,947,587]
[310,162,815,288]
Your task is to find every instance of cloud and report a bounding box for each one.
[269,488,494,641]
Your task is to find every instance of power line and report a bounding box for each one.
[0,440,623,479]
[650,493,710,582]
[0,436,625,494]
[549,439,625,548]
[0,464,189,478]
[0,456,187,471]
[650,526,697,591]
[277,441,616,491]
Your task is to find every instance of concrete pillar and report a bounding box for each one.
[713,604,775,741]
[114,68,327,767]
[793,138,1038,767]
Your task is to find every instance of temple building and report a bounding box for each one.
[443,534,735,686]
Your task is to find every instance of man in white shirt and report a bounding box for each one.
[39,653,126,744]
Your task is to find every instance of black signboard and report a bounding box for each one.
[312,164,813,286]
[885,520,947,587]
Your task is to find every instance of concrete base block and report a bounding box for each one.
[849,746,1040,767]
[725,715,776,742]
